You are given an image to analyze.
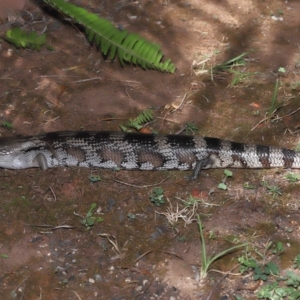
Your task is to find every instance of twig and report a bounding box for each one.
[171,92,187,113]
[98,233,128,260]
[251,103,299,131]
[205,264,240,300]
[72,291,82,300]
[10,277,28,298]
[281,106,300,119]
[25,224,76,230]
[113,176,169,188]
[156,117,181,124]
[36,75,82,78]
[46,186,57,202]
[72,77,102,83]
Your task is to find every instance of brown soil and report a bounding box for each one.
[0,0,300,299]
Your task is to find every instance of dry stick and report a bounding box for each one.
[11,277,28,297]
[37,75,82,78]
[156,117,181,124]
[78,117,127,130]
[72,77,102,83]
[25,224,76,230]
[172,92,187,113]
[72,78,141,85]
[160,93,188,127]
[251,105,285,131]
[251,102,300,132]
[205,263,241,300]
[36,75,141,85]
[281,106,300,119]
[113,176,169,188]
[137,281,154,300]
[72,291,82,300]
[46,186,57,202]
[132,250,182,266]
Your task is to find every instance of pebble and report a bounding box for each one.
[271,15,284,21]
[94,274,102,281]
[89,278,95,284]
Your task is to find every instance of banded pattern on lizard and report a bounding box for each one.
[0,131,298,179]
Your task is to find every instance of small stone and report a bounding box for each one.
[94,274,102,281]
[89,278,95,284]
[135,285,143,292]
[271,15,284,21]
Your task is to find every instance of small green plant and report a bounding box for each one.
[293,254,300,269]
[213,52,248,72]
[127,213,136,220]
[209,230,216,240]
[88,175,101,183]
[239,256,279,281]
[295,143,300,153]
[257,281,286,299]
[255,261,279,280]
[239,241,283,281]
[269,79,280,115]
[120,109,153,131]
[278,67,286,74]
[243,182,256,189]
[256,271,300,299]
[224,234,241,244]
[261,180,282,198]
[80,203,103,230]
[0,254,9,259]
[180,195,202,207]
[211,52,261,87]
[285,172,300,183]
[229,70,259,87]
[150,187,165,206]
[272,242,284,254]
[182,123,198,135]
[291,82,300,90]
[177,235,187,242]
[197,214,246,279]
[285,270,300,288]
[5,28,47,51]
[218,169,233,190]
[2,121,13,130]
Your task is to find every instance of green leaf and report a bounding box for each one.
[266,262,279,275]
[224,169,233,177]
[43,0,176,72]
[88,175,101,183]
[218,183,227,190]
[2,121,13,129]
[5,28,46,51]
[294,254,300,269]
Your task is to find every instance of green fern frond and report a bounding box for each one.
[120,109,154,131]
[5,28,46,50]
[133,109,154,124]
[128,109,153,129]
[43,0,176,72]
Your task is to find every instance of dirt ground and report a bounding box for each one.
[0,0,300,299]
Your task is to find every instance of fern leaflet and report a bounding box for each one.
[5,28,46,51]
[121,109,154,131]
[43,0,176,72]
[128,109,153,129]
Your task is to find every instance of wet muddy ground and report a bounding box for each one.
[1,0,300,299]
